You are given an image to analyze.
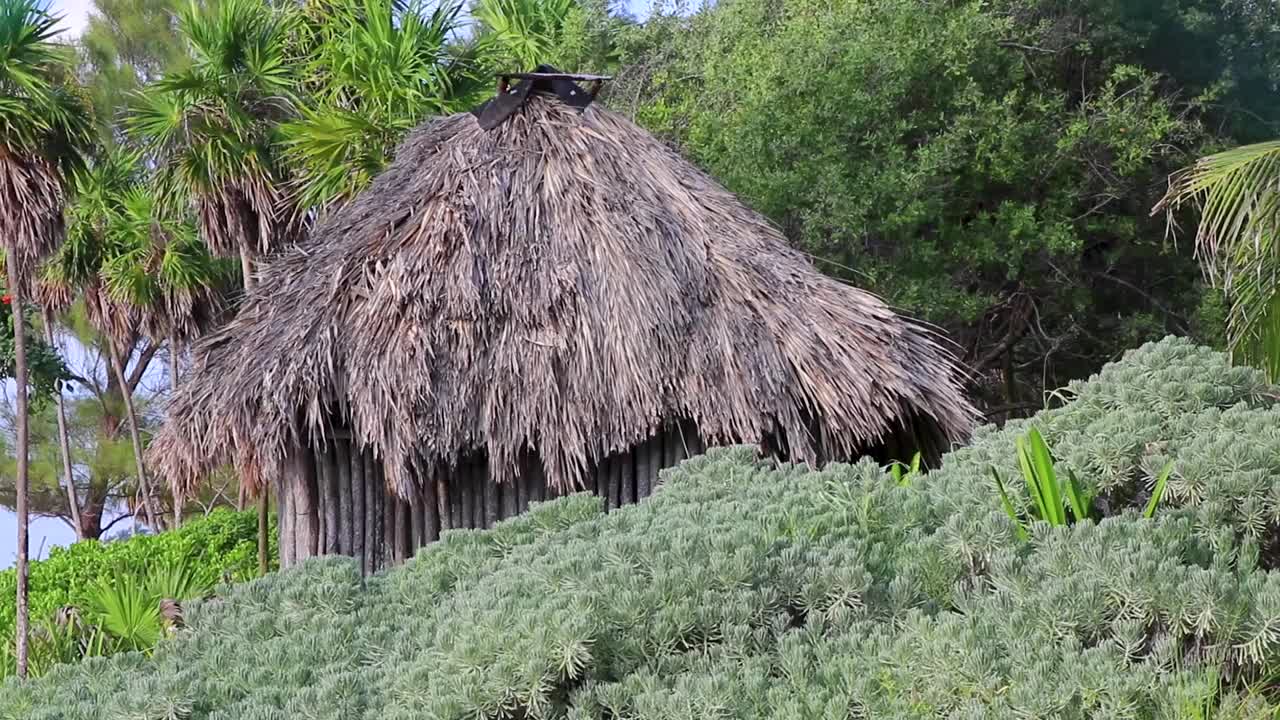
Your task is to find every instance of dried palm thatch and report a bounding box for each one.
[0,148,64,294]
[151,81,976,499]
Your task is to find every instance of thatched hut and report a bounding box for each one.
[150,70,976,572]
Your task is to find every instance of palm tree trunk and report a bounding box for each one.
[240,247,270,574]
[8,249,31,679]
[107,339,159,530]
[42,307,82,540]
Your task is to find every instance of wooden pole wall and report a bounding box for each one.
[280,419,709,575]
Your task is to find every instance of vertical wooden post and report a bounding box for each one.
[602,456,618,510]
[530,461,545,504]
[382,479,395,564]
[516,463,529,514]
[296,447,319,561]
[323,444,339,555]
[351,442,366,574]
[636,436,654,499]
[449,472,462,529]
[620,453,634,507]
[594,455,608,502]
[371,457,384,571]
[483,461,498,528]
[437,476,452,533]
[424,470,441,543]
[336,441,353,556]
[315,447,326,554]
[277,473,293,569]
[663,425,679,470]
[460,463,475,529]
[410,488,424,549]
[501,474,517,520]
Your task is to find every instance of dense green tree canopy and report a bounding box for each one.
[573,0,1278,411]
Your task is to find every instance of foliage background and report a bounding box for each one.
[0,508,270,650]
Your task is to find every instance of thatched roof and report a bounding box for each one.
[150,76,977,497]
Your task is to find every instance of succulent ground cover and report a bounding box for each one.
[5,337,1280,719]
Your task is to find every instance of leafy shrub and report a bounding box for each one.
[0,508,272,669]
[4,337,1280,718]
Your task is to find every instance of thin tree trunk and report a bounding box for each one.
[9,252,30,679]
[168,332,182,528]
[107,340,158,530]
[258,477,269,575]
[42,308,81,540]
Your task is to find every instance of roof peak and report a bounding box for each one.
[471,64,612,131]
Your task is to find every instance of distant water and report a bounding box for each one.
[0,509,85,570]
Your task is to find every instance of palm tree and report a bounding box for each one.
[101,186,234,526]
[0,0,92,678]
[1157,141,1280,379]
[48,147,164,531]
[283,0,475,212]
[129,0,300,574]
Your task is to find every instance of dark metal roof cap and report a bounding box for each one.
[471,64,612,131]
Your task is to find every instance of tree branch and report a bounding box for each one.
[126,342,160,395]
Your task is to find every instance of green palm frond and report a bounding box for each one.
[1158,141,1280,377]
[473,0,577,70]
[128,0,299,257]
[282,0,470,211]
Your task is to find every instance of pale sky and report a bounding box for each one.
[49,0,93,37]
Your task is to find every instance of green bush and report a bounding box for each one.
[0,508,273,665]
[4,337,1280,718]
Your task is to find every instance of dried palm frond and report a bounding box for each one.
[152,92,977,496]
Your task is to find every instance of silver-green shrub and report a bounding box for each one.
[3,337,1280,719]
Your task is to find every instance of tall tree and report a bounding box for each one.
[101,185,233,526]
[129,0,300,573]
[78,0,186,137]
[0,0,91,677]
[1157,141,1280,378]
[48,148,163,531]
